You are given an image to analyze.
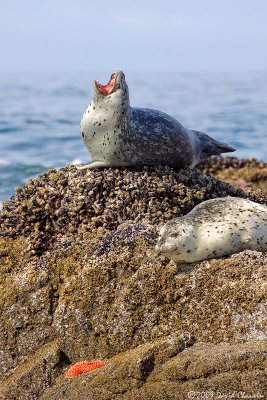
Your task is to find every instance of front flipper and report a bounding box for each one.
[76,161,110,170]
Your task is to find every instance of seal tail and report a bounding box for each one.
[193,130,235,159]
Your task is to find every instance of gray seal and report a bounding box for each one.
[156,197,267,263]
[79,70,235,169]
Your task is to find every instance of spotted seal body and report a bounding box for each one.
[79,70,235,169]
[156,197,267,263]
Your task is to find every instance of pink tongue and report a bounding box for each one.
[98,77,115,94]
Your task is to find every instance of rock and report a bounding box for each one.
[1,164,263,255]
[0,341,66,400]
[0,163,267,399]
[39,339,267,400]
[198,156,267,194]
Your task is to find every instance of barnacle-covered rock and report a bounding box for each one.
[0,164,265,255]
[0,161,267,399]
[198,155,267,194]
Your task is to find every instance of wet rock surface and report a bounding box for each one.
[0,161,267,399]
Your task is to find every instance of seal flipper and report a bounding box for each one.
[193,130,235,160]
[77,161,110,170]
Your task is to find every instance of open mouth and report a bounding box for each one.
[95,73,117,95]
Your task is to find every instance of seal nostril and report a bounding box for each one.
[81,132,85,139]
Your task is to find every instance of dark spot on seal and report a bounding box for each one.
[81,132,85,138]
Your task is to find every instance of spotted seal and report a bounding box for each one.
[156,197,267,263]
[79,70,235,169]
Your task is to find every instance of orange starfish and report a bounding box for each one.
[65,360,107,378]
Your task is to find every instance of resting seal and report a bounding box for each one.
[79,70,235,169]
[156,197,267,263]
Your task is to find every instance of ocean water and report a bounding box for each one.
[0,71,267,204]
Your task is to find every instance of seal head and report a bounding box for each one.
[94,70,128,98]
[156,220,197,263]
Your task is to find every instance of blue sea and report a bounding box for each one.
[1,71,267,206]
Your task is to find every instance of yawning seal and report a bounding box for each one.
[79,70,235,169]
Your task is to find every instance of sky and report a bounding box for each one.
[0,0,267,72]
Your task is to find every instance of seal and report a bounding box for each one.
[156,197,267,263]
[79,70,235,169]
